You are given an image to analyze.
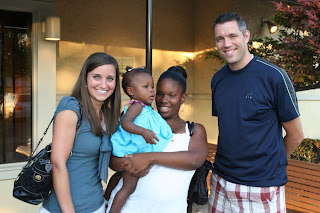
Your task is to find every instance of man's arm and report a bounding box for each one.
[282,117,304,157]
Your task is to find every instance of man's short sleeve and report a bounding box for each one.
[275,71,300,122]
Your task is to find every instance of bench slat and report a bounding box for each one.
[286,203,317,213]
[286,198,320,212]
[287,171,320,185]
[286,184,320,199]
[287,165,320,176]
[287,175,320,189]
[288,159,320,172]
[286,181,319,194]
[288,165,320,178]
[286,191,320,207]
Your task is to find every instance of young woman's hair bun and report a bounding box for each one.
[158,65,187,93]
[167,66,187,79]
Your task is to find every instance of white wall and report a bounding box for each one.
[297,89,320,139]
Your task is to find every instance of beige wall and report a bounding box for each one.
[54,0,222,143]
[193,0,232,52]
[232,0,278,38]
[54,0,296,145]
[0,180,40,212]
[191,0,231,143]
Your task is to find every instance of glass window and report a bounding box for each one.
[0,10,32,164]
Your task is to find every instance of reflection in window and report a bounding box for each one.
[0,10,32,163]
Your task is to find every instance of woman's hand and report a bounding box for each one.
[121,153,152,176]
[136,164,152,177]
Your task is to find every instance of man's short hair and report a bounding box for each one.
[213,12,247,35]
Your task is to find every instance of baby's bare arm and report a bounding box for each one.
[121,103,158,144]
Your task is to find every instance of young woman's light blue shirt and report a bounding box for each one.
[43,96,112,213]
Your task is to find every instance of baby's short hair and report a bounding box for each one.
[122,66,151,97]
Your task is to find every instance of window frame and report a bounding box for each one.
[0,0,57,180]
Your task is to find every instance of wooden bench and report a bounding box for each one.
[206,143,320,212]
[286,159,320,213]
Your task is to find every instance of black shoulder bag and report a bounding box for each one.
[13,109,82,205]
[187,121,213,208]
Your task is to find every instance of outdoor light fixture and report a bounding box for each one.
[44,16,60,41]
[262,18,279,34]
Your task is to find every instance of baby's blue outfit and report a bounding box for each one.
[111,101,173,157]
[42,96,112,213]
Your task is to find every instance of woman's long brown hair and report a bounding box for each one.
[71,52,121,136]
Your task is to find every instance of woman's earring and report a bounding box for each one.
[180,103,185,112]
[86,85,88,88]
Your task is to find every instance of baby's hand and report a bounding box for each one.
[142,129,159,144]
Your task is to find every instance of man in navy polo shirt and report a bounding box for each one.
[208,12,304,213]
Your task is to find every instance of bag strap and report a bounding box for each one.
[30,117,54,157]
[187,121,194,136]
[30,102,83,158]
[74,106,83,141]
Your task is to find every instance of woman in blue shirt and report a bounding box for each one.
[39,52,121,213]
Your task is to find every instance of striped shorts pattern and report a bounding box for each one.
[208,173,286,213]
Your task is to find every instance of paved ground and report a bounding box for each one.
[192,203,208,213]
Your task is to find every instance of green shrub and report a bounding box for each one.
[289,138,320,164]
